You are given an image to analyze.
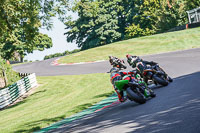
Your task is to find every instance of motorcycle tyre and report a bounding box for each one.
[126,87,146,104]
[153,74,168,86]
[168,76,173,82]
[150,91,156,98]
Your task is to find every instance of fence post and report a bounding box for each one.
[2,68,8,86]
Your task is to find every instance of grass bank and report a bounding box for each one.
[0,73,113,133]
[59,27,200,64]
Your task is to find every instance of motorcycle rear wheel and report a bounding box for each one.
[126,87,146,104]
[168,76,173,82]
[153,74,168,86]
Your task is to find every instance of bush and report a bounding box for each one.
[0,58,21,89]
[44,49,81,60]
[125,24,156,39]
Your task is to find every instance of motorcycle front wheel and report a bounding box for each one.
[126,87,146,104]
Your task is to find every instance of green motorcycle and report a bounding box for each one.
[115,76,156,104]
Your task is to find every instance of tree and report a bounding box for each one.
[184,0,200,11]
[65,0,196,50]
[65,0,123,50]
[0,30,52,62]
[65,0,145,50]
[0,0,70,61]
[125,0,187,38]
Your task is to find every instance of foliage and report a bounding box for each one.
[0,0,70,61]
[126,0,187,38]
[44,49,80,60]
[184,0,200,11]
[0,58,21,88]
[65,0,122,50]
[125,24,155,39]
[0,31,52,61]
[65,0,199,50]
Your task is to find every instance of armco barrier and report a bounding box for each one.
[0,73,37,109]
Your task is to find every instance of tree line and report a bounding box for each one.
[0,0,199,61]
[0,0,70,62]
[65,0,200,50]
[44,49,80,60]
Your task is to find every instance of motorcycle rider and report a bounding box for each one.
[126,54,157,73]
[109,56,155,102]
[110,67,136,102]
[109,56,127,69]
[126,54,173,84]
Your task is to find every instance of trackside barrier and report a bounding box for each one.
[0,73,37,109]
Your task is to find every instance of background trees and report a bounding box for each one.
[1,0,198,59]
[65,0,198,50]
[65,0,121,50]
[0,0,69,61]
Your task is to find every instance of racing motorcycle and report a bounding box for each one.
[114,76,156,104]
[109,56,127,69]
[137,63,173,86]
[127,55,173,86]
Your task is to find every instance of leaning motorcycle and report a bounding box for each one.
[114,76,156,104]
[109,56,127,69]
[137,64,173,86]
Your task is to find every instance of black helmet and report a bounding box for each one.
[108,56,126,69]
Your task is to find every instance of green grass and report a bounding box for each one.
[0,73,113,133]
[59,27,200,64]
[2,27,200,133]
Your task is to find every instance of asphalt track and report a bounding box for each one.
[13,48,200,77]
[13,48,200,133]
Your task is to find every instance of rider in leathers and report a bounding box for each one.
[110,67,136,102]
[126,54,157,82]
[110,55,156,102]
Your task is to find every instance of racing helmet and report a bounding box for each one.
[126,54,139,67]
[108,56,126,69]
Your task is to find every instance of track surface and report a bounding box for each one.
[13,48,200,77]
[14,48,200,133]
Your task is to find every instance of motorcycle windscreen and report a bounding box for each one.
[114,80,129,91]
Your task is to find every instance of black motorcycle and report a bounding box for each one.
[109,56,127,69]
[137,63,173,86]
[114,76,156,104]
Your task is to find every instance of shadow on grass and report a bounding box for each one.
[93,92,114,99]
[30,89,47,96]
[0,90,47,111]
[0,98,28,111]
[14,72,200,133]
[70,103,94,114]
[15,115,66,133]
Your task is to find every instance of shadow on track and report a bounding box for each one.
[46,72,200,133]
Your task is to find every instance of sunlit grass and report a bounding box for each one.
[0,73,113,133]
[59,27,200,64]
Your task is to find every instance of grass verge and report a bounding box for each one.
[59,27,200,64]
[0,73,113,133]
